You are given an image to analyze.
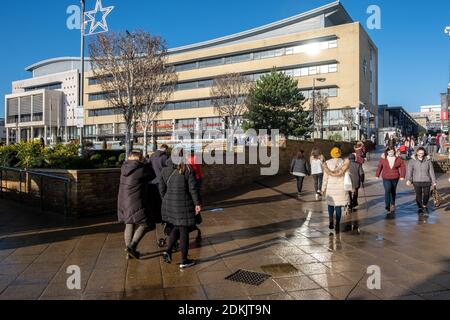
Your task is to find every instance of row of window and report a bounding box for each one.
[174,39,338,72]
[6,95,44,116]
[87,87,339,118]
[86,39,338,86]
[87,62,339,101]
[81,117,224,136]
[88,108,122,117]
[170,63,337,92]
[24,82,62,92]
[6,113,43,124]
[301,88,338,99]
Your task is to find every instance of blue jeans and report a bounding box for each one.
[328,206,342,224]
[383,179,399,210]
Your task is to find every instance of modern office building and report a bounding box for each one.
[4,59,91,145]
[418,105,442,132]
[378,105,421,137]
[5,1,378,145]
[410,112,429,131]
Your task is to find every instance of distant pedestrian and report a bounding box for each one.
[310,147,325,201]
[376,146,406,217]
[118,151,156,260]
[436,133,442,153]
[160,149,201,269]
[347,154,365,211]
[406,147,437,216]
[290,150,310,198]
[354,141,366,164]
[439,133,447,154]
[322,147,350,233]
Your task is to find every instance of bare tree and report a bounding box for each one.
[311,91,329,139]
[210,73,253,146]
[134,36,177,155]
[89,30,166,158]
[342,106,355,142]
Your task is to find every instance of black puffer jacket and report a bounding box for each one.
[159,162,200,227]
[149,150,169,184]
[117,160,155,225]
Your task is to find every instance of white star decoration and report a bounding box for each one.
[84,0,114,36]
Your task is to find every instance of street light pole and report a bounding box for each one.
[79,0,86,157]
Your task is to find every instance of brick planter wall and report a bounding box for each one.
[1,139,353,217]
[433,160,450,174]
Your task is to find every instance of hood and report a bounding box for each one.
[411,155,432,162]
[121,160,143,177]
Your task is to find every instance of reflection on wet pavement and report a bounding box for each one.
[0,152,449,300]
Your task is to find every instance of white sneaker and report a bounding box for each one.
[180,259,196,269]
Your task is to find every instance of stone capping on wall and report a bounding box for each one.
[433,159,450,174]
[1,139,356,217]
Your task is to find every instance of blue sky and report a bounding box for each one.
[0,0,449,116]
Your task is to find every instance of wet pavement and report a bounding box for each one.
[0,150,449,300]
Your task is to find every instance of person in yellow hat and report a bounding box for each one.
[322,147,350,233]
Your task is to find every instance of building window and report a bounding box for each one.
[198,58,223,69]
[173,38,338,71]
[155,120,173,133]
[88,92,112,101]
[24,82,62,92]
[363,59,368,77]
[84,125,97,136]
[88,107,122,117]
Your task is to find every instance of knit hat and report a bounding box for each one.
[330,147,342,159]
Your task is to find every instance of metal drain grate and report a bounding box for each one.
[225,269,272,286]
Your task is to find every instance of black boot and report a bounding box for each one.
[335,222,341,233]
[329,218,335,230]
[163,251,172,264]
[127,245,140,260]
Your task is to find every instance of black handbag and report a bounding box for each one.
[195,213,203,225]
[432,186,442,208]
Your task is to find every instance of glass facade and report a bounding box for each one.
[174,38,338,72]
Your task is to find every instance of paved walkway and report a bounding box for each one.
[0,151,449,300]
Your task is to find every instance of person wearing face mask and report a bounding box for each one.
[406,147,437,216]
[376,147,406,217]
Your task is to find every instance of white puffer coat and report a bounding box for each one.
[322,158,350,207]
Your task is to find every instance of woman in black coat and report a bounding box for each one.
[159,150,201,269]
[118,152,155,260]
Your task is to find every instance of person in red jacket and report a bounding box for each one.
[376,146,406,217]
[187,149,204,204]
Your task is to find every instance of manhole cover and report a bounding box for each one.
[225,269,271,286]
[261,263,298,276]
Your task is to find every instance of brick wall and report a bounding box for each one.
[202,139,354,194]
[0,140,353,217]
[433,160,450,174]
